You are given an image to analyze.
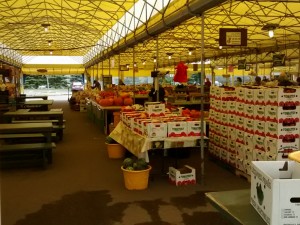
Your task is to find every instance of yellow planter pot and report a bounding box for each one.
[121,166,152,190]
[106,143,126,159]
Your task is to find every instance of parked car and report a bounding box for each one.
[71,82,84,91]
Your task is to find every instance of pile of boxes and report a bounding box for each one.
[209,86,300,175]
[120,102,206,139]
[80,99,87,112]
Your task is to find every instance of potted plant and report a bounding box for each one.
[105,136,126,159]
[121,157,152,190]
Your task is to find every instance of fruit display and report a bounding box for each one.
[122,157,149,171]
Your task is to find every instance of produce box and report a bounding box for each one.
[168,165,196,186]
[254,120,266,136]
[265,87,300,106]
[235,87,246,102]
[187,120,206,136]
[244,104,254,118]
[265,105,300,121]
[251,160,300,225]
[145,122,167,138]
[254,105,266,121]
[253,88,266,105]
[264,136,300,160]
[167,121,187,137]
[265,120,300,139]
[145,103,165,117]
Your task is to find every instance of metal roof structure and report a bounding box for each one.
[0,0,299,74]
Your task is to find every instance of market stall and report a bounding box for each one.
[109,121,208,161]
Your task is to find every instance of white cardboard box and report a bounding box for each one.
[145,122,168,138]
[168,165,196,186]
[167,121,187,137]
[187,120,206,136]
[251,160,300,225]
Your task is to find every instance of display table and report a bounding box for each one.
[98,105,122,134]
[109,121,208,161]
[87,99,121,134]
[205,189,266,225]
[18,100,54,111]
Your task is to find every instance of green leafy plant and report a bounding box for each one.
[122,157,149,171]
[105,136,118,144]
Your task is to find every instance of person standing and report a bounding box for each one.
[235,77,242,86]
[92,80,101,90]
[148,84,165,102]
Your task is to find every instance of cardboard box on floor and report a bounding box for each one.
[251,160,300,225]
[169,165,196,186]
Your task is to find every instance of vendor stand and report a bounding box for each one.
[109,121,208,164]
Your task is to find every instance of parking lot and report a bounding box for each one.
[23,88,70,101]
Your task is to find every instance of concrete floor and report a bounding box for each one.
[0,99,250,225]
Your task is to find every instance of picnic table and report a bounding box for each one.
[0,122,55,168]
[18,100,54,111]
[3,110,65,140]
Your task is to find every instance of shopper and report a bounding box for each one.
[204,78,212,87]
[253,76,262,86]
[92,80,101,90]
[235,77,242,86]
[297,77,300,86]
[148,85,165,102]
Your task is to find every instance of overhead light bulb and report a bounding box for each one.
[41,24,50,32]
[48,40,52,46]
[268,29,274,38]
[50,51,53,55]
[153,58,156,63]
[189,51,192,55]
[168,55,171,60]
[219,46,223,49]
[142,61,145,65]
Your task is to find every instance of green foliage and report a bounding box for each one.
[105,136,117,144]
[122,157,149,171]
[24,74,83,89]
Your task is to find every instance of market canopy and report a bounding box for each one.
[0,0,299,74]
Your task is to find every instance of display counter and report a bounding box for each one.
[87,99,121,134]
[109,121,208,161]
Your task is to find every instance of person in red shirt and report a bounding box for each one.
[204,78,211,87]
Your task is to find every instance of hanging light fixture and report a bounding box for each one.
[268,30,274,38]
[167,53,173,60]
[41,24,50,32]
[262,23,278,38]
[188,48,194,55]
[48,40,52,46]
[153,57,157,63]
[49,50,53,55]
[142,60,146,65]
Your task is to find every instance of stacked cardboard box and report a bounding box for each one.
[120,103,206,139]
[209,86,300,175]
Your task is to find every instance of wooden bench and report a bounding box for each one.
[10,121,66,141]
[4,111,65,140]
[12,119,66,125]
[0,142,56,168]
[0,123,55,168]
[0,133,57,143]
